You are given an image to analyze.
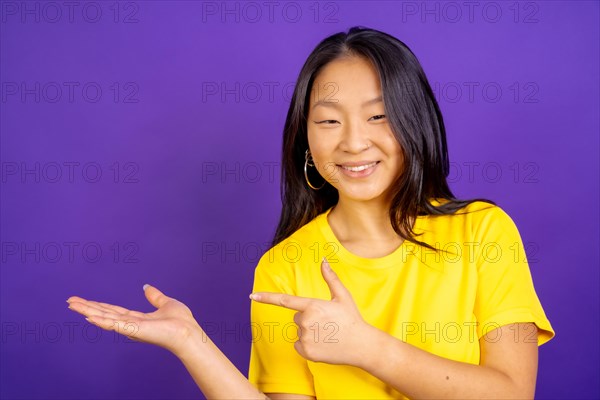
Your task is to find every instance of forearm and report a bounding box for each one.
[176,325,267,399]
[358,325,527,399]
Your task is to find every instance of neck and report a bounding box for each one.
[328,196,399,242]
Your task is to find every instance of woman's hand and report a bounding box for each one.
[67,284,202,358]
[249,258,376,367]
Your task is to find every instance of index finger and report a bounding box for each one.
[250,292,313,311]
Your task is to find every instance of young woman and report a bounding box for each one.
[67,27,555,399]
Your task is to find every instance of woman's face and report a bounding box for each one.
[307,55,404,204]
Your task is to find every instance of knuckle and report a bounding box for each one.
[302,344,317,361]
[278,294,289,307]
[299,335,308,346]
[298,320,310,331]
[294,340,304,355]
[311,304,326,317]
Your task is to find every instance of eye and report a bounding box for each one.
[314,120,340,125]
[368,115,386,121]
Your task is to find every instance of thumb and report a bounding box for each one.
[321,258,351,301]
[143,284,171,309]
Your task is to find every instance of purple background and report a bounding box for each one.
[1,1,598,399]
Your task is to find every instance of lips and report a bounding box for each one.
[337,161,380,172]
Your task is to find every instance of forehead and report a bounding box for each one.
[310,56,382,104]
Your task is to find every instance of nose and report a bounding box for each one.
[338,119,370,154]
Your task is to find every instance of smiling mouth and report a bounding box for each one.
[337,161,380,172]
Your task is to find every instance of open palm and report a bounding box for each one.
[67,284,201,357]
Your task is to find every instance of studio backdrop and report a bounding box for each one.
[1,1,598,399]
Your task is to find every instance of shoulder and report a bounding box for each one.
[256,211,326,269]
[458,200,521,239]
[424,199,519,241]
[446,201,527,266]
[432,197,500,217]
[252,212,327,294]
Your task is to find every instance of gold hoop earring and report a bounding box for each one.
[304,149,325,190]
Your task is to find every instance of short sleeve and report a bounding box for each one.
[472,206,555,346]
[247,247,316,395]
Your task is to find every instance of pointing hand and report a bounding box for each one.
[250,258,374,366]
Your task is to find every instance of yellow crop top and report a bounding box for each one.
[248,200,555,398]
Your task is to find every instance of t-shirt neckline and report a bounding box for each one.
[316,206,421,269]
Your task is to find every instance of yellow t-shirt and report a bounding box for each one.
[248,200,555,398]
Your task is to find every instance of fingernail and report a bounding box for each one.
[322,257,330,268]
[249,293,261,301]
[143,284,150,291]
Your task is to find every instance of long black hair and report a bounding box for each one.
[272,26,495,250]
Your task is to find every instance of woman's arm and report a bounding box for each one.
[177,326,317,399]
[67,285,283,399]
[175,324,268,398]
[252,259,539,399]
[357,322,538,399]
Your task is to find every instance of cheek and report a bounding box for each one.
[306,125,316,143]
[384,137,405,176]
[394,146,404,164]
[392,151,405,179]
[386,134,404,160]
[307,131,334,161]
[307,129,324,152]
[308,146,338,182]
[312,151,337,180]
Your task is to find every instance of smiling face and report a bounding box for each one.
[307,55,404,204]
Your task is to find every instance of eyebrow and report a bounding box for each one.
[311,95,383,110]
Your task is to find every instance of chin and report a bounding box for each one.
[338,186,386,202]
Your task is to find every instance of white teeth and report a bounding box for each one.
[341,162,377,172]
